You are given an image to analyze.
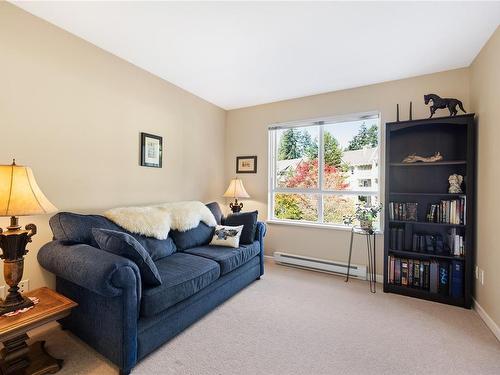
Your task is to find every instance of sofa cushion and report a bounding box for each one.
[170,222,214,251]
[184,241,260,276]
[49,212,176,260]
[92,228,162,286]
[206,202,223,225]
[141,253,220,317]
[223,211,258,245]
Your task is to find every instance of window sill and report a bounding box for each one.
[266,219,383,234]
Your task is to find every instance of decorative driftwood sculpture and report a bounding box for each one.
[424,94,466,118]
[448,174,464,194]
[402,152,443,163]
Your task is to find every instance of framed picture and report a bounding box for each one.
[236,156,257,173]
[140,132,163,168]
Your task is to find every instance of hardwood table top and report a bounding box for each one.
[0,287,77,342]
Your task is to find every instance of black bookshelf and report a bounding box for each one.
[383,114,475,308]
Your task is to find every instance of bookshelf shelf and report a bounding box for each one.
[388,249,465,261]
[389,192,465,197]
[385,284,464,307]
[390,160,466,167]
[388,220,466,228]
[384,114,475,309]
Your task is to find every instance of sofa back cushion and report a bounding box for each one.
[49,212,176,260]
[170,202,222,250]
[92,228,162,286]
[170,222,215,251]
[206,202,223,225]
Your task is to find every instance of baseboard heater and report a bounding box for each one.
[273,252,367,280]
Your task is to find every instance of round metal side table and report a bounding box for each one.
[345,226,376,293]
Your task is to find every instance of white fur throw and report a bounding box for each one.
[104,201,217,240]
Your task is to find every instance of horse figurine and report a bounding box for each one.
[424,94,466,118]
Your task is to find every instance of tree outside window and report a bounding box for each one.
[271,117,380,226]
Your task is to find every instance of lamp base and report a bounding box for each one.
[229,199,243,214]
[0,295,33,316]
[0,219,37,316]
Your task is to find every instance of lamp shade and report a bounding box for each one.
[0,161,57,216]
[223,178,250,199]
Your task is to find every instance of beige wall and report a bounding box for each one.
[225,69,471,275]
[2,2,497,331]
[470,26,500,327]
[0,3,226,290]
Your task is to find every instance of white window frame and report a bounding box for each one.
[267,111,381,230]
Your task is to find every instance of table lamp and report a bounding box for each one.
[0,160,57,315]
[223,178,250,213]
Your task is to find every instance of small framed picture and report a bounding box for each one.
[140,132,163,168]
[236,156,257,173]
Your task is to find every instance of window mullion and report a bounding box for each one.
[318,125,324,223]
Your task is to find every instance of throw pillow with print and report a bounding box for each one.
[209,225,244,248]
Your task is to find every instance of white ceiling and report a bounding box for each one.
[12,1,500,110]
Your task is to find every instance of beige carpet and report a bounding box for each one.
[31,259,500,375]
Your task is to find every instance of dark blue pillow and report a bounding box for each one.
[50,212,176,261]
[223,211,258,245]
[92,228,162,286]
[170,223,215,251]
[206,202,223,225]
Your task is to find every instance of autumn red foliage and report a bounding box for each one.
[285,159,349,190]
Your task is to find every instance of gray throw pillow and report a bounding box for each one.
[92,228,162,286]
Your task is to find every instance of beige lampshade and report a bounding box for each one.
[223,178,250,199]
[0,161,57,216]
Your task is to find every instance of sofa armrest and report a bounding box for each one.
[38,240,141,301]
[255,221,267,240]
[39,241,141,372]
[255,221,266,276]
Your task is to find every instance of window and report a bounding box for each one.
[268,114,380,227]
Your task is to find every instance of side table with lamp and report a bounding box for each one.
[0,160,76,374]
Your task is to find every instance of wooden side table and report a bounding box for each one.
[0,287,77,375]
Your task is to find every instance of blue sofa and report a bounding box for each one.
[37,203,266,375]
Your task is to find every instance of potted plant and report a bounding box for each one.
[343,203,382,232]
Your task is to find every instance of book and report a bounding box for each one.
[425,235,435,253]
[390,228,397,250]
[447,228,465,256]
[389,256,395,284]
[412,234,418,252]
[438,261,450,296]
[397,228,404,250]
[422,261,430,290]
[406,203,418,221]
[390,202,418,221]
[430,261,439,293]
[401,259,408,286]
[395,258,401,285]
[413,260,420,287]
[451,260,464,298]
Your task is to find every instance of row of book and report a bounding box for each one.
[390,227,464,256]
[448,228,465,256]
[388,256,463,297]
[411,233,445,254]
[389,227,405,250]
[388,202,417,221]
[426,197,466,225]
